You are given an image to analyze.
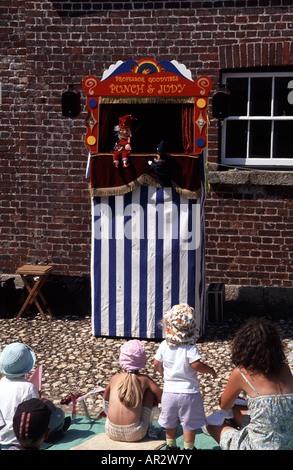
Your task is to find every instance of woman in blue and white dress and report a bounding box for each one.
[207,317,293,450]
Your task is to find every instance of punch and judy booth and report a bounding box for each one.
[82,59,213,339]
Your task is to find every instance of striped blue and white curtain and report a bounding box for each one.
[91,185,206,339]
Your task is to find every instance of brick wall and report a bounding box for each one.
[1,1,292,291]
[205,183,293,288]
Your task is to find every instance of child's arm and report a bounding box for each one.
[146,376,163,404]
[191,360,217,378]
[154,358,164,376]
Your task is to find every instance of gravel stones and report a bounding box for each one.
[1,314,293,418]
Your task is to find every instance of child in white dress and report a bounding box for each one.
[154,304,217,450]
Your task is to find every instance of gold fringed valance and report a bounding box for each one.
[91,174,160,197]
[91,174,201,199]
[90,152,200,160]
[171,182,201,200]
[99,96,195,104]
[89,154,201,199]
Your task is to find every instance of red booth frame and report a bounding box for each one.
[82,59,213,198]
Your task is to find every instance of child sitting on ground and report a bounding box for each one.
[104,339,162,442]
[206,317,293,450]
[154,304,218,451]
[9,398,55,450]
[0,342,70,447]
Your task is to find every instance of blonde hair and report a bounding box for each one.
[118,372,143,408]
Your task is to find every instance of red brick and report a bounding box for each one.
[1,2,292,288]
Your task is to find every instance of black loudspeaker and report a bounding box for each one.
[62,85,81,117]
[212,90,231,119]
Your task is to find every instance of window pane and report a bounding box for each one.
[225,120,248,158]
[250,78,272,116]
[273,121,293,158]
[249,121,271,158]
[274,77,293,116]
[226,78,248,116]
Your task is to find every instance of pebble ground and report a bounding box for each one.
[1,313,293,419]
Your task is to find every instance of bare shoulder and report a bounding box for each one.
[138,373,156,384]
[230,366,252,387]
[137,373,161,392]
[136,373,162,402]
[106,372,126,389]
[135,373,147,384]
[112,372,126,383]
[224,367,245,391]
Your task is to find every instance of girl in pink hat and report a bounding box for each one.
[104,339,162,442]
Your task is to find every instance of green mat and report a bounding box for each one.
[176,427,220,451]
[2,414,220,451]
[42,415,107,450]
[39,415,220,451]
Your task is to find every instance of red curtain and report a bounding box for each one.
[182,104,193,153]
[98,105,113,152]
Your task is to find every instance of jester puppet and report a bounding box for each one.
[113,114,136,168]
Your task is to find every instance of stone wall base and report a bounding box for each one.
[224,284,293,318]
[1,274,292,321]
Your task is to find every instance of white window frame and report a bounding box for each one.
[221,71,293,167]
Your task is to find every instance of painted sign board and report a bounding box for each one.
[82,58,213,156]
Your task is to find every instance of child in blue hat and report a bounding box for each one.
[0,342,70,447]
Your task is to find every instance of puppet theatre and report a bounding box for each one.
[82,58,213,339]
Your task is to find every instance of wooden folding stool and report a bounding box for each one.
[15,265,54,320]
